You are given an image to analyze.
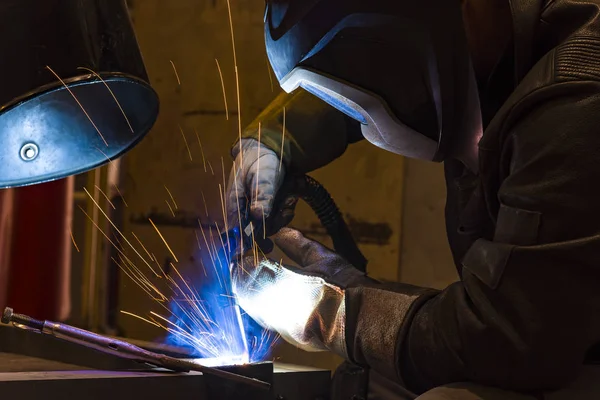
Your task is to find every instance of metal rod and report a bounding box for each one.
[2,307,271,391]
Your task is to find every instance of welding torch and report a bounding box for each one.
[1,307,271,391]
[222,174,367,271]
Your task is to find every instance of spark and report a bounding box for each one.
[255,123,261,206]
[113,253,165,300]
[251,226,258,267]
[200,191,209,217]
[94,185,116,209]
[95,146,114,165]
[113,257,157,298]
[148,218,179,263]
[199,258,208,277]
[179,125,193,161]
[233,166,245,275]
[79,203,163,294]
[208,161,215,176]
[77,66,134,133]
[79,160,278,363]
[220,156,229,232]
[170,60,181,85]
[226,0,243,168]
[131,232,153,261]
[69,229,80,253]
[195,129,208,173]
[194,230,202,250]
[114,184,129,207]
[164,186,178,210]
[120,310,160,327]
[83,187,162,277]
[166,200,176,217]
[262,205,266,240]
[266,56,274,92]
[46,66,108,146]
[215,59,229,120]
[214,221,228,257]
[279,107,286,173]
[219,184,230,256]
[199,224,222,288]
[119,254,166,296]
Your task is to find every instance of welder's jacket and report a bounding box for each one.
[239,0,600,395]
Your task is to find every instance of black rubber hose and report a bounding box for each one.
[295,175,368,272]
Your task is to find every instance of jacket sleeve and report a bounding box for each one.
[237,89,364,174]
[343,83,600,394]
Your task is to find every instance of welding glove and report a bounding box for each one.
[232,227,376,356]
[226,138,298,236]
[232,227,439,380]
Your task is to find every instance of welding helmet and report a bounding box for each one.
[264,0,481,161]
[0,0,158,188]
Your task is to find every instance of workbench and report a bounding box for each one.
[0,325,331,400]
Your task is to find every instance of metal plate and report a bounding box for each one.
[0,325,331,400]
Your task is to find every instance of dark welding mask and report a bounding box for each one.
[0,0,158,188]
[265,0,482,162]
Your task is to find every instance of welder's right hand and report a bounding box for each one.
[226,138,297,234]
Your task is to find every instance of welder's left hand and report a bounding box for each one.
[231,227,376,355]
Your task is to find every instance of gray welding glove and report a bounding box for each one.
[232,227,439,384]
[231,227,377,356]
[226,138,297,234]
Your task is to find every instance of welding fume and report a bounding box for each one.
[2,0,600,399]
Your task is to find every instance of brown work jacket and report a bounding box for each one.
[237,0,600,396]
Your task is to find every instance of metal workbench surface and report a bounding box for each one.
[0,352,331,400]
[0,324,331,400]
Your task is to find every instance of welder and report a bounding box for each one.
[226,0,600,399]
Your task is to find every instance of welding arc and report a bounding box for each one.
[1,307,271,391]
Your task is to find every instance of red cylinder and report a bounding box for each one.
[6,177,73,321]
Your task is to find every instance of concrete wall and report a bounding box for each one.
[114,0,408,372]
[399,160,457,290]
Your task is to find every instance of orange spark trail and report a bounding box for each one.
[170,60,181,85]
[94,185,116,209]
[266,56,274,92]
[77,66,134,133]
[69,229,80,253]
[46,66,108,146]
[279,107,286,173]
[255,122,261,206]
[195,129,208,173]
[179,125,193,161]
[164,186,178,210]
[148,218,179,263]
[131,232,153,260]
[120,310,160,327]
[166,200,176,217]
[226,0,243,168]
[83,187,162,277]
[200,191,209,217]
[215,59,229,120]
[114,185,129,208]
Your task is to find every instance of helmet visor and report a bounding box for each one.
[281,67,439,160]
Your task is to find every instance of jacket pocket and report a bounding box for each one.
[494,203,541,246]
[461,239,514,290]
